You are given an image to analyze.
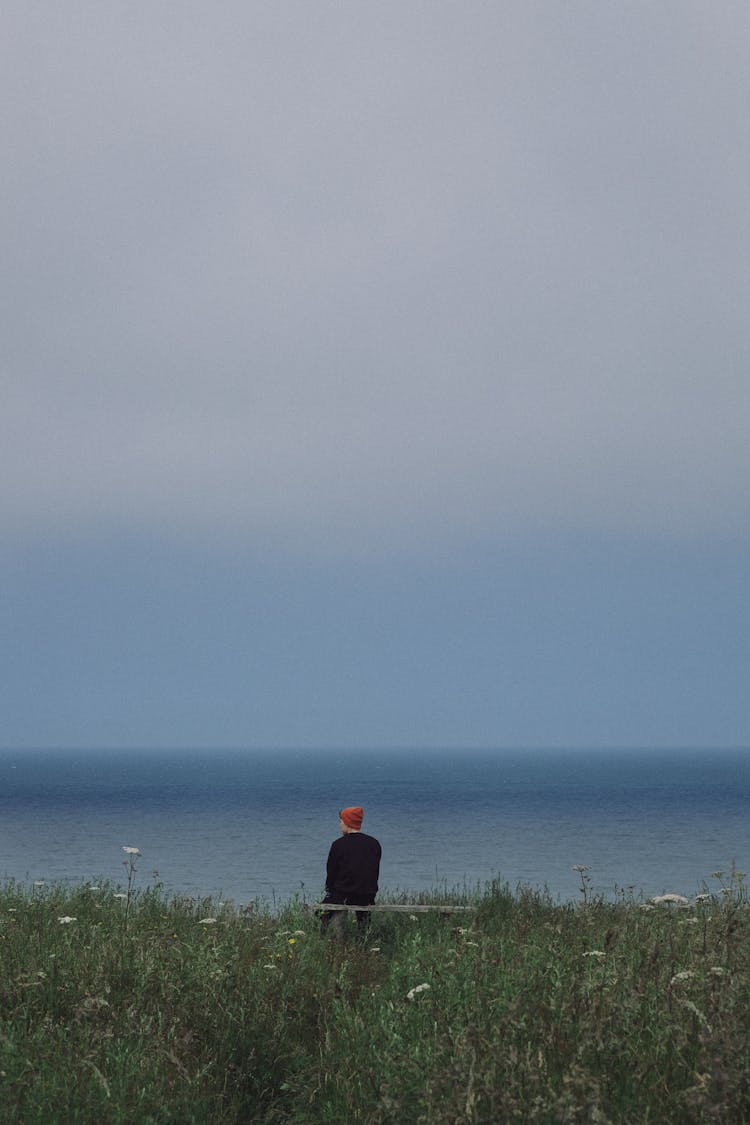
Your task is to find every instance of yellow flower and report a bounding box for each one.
[288,938,296,945]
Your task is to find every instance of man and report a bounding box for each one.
[321,806,381,934]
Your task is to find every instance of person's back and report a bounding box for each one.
[326,828,381,904]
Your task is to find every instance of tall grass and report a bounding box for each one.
[0,867,748,1122]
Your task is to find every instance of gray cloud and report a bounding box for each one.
[3,2,750,551]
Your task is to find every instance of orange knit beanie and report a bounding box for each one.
[340,806,364,830]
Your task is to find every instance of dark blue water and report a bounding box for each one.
[0,748,747,905]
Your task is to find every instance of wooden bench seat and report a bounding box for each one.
[306,903,476,914]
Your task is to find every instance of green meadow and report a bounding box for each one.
[0,861,748,1123]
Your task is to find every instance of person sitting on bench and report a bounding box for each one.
[321,806,381,933]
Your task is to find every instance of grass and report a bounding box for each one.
[0,864,748,1123]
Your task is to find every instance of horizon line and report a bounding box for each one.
[1,744,748,754]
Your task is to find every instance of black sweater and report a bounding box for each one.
[325,832,382,904]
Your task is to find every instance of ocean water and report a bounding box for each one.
[0,748,748,906]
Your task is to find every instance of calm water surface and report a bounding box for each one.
[0,748,747,905]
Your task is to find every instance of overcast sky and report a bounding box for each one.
[2,3,749,749]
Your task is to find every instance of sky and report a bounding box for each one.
[2,2,749,750]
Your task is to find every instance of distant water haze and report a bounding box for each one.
[1,748,748,905]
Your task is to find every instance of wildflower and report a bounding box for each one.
[369,946,381,953]
[293,930,305,936]
[583,950,606,958]
[650,893,689,906]
[198,917,217,925]
[262,964,277,970]
[409,914,418,921]
[407,983,431,1001]
[571,865,591,872]
[709,966,727,977]
[288,938,296,945]
[465,940,480,947]
[122,846,141,856]
[113,893,128,900]
[57,916,76,924]
[33,881,46,887]
[694,893,711,903]
[670,971,695,985]
[88,886,101,892]
[639,903,655,911]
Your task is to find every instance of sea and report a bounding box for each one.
[1,747,748,906]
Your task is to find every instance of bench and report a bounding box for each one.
[307,903,476,915]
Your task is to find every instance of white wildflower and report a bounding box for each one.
[33,881,46,887]
[58,916,76,924]
[709,966,727,977]
[293,930,306,936]
[122,846,141,856]
[369,946,381,953]
[670,971,695,985]
[694,893,711,903]
[88,886,101,892]
[639,903,655,911]
[406,983,431,1001]
[198,917,217,925]
[262,963,277,970]
[650,893,689,906]
[583,950,606,959]
[465,940,480,947]
[409,914,418,921]
[113,893,128,900]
